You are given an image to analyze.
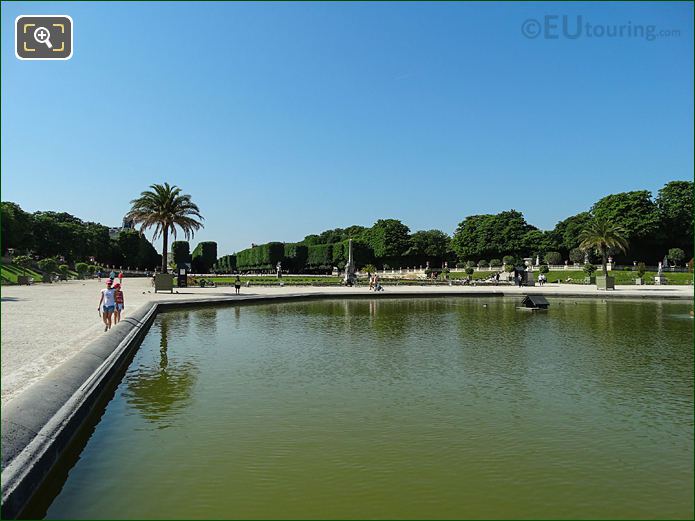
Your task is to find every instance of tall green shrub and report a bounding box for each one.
[283,243,308,272]
[306,244,334,271]
[192,241,217,273]
[171,241,191,266]
[214,254,237,273]
[236,242,284,271]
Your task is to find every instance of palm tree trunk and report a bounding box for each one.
[161,226,169,273]
[601,245,608,278]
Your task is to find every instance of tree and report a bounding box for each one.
[544,251,562,265]
[37,257,58,275]
[569,247,585,264]
[365,219,411,264]
[579,218,629,278]
[523,229,559,258]
[490,258,502,268]
[539,264,550,275]
[656,181,693,254]
[127,183,204,272]
[590,191,659,262]
[75,262,90,278]
[583,263,597,276]
[551,212,592,256]
[1,202,33,253]
[477,259,488,268]
[13,254,32,276]
[668,247,685,267]
[406,230,450,264]
[362,263,377,274]
[502,255,516,266]
[452,210,535,261]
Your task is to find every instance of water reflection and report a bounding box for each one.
[123,319,198,427]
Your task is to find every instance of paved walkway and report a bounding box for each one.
[1,278,691,405]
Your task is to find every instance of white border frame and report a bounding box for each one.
[15,15,73,61]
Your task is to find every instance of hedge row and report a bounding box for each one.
[226,239,376,273]
[214,254,237,273]
[306,243,334,270]
[330,239,374,269]
[236,242,284,270]
[171,241,191,266]
[283,243,308,271]
[192,241,218,273]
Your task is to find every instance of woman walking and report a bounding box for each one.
[234,275,241,295]
[98,280,116,332]
[113,282,125,324]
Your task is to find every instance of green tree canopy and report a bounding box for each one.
[1,202,33,253]
[406,230,450,263]
[452,210,535,261]
[656,181,693,254]
[551,212,592,255]
[590,190,659,262]
[579,218,629,277]
[127,183,204,272]
[365,219,411,263]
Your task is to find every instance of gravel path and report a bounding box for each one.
[1,278,691,405]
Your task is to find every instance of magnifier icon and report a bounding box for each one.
[33,26,53,49]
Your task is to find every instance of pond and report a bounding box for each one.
[28,298,694,519]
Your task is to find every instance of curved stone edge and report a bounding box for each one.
[1,301,158,519]
[1,290,690,518]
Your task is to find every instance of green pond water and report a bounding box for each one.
[31,298,693,519]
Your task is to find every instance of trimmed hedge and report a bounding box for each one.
[171,241,191,266]
[214,254,237,273]
[192,241,217,273]
[236,242,285,271]
[283,243,308,272]
[331,239,374,269]
[306,243,334,271]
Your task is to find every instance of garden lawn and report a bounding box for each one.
[1,263,45,284]
[543,270,692,285]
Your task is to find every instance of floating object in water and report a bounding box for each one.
[518,295,549,311]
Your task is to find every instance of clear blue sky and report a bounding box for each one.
[2,1,693,255]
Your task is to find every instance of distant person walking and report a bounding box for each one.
[234,275,241,295]
[118,271,124,284]
[113,282,125,324]
[109,270,116,283]
[98,280,116,332]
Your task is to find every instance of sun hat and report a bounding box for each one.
[106,280,112,285]
[113,282,121,288]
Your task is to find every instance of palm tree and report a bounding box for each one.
[579,218,629,278]
[126,183,204,272]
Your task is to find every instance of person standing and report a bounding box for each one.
[118,271,124,285]
[234,275,241,295]
[98,280,116,332]
[113,282,125,324]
